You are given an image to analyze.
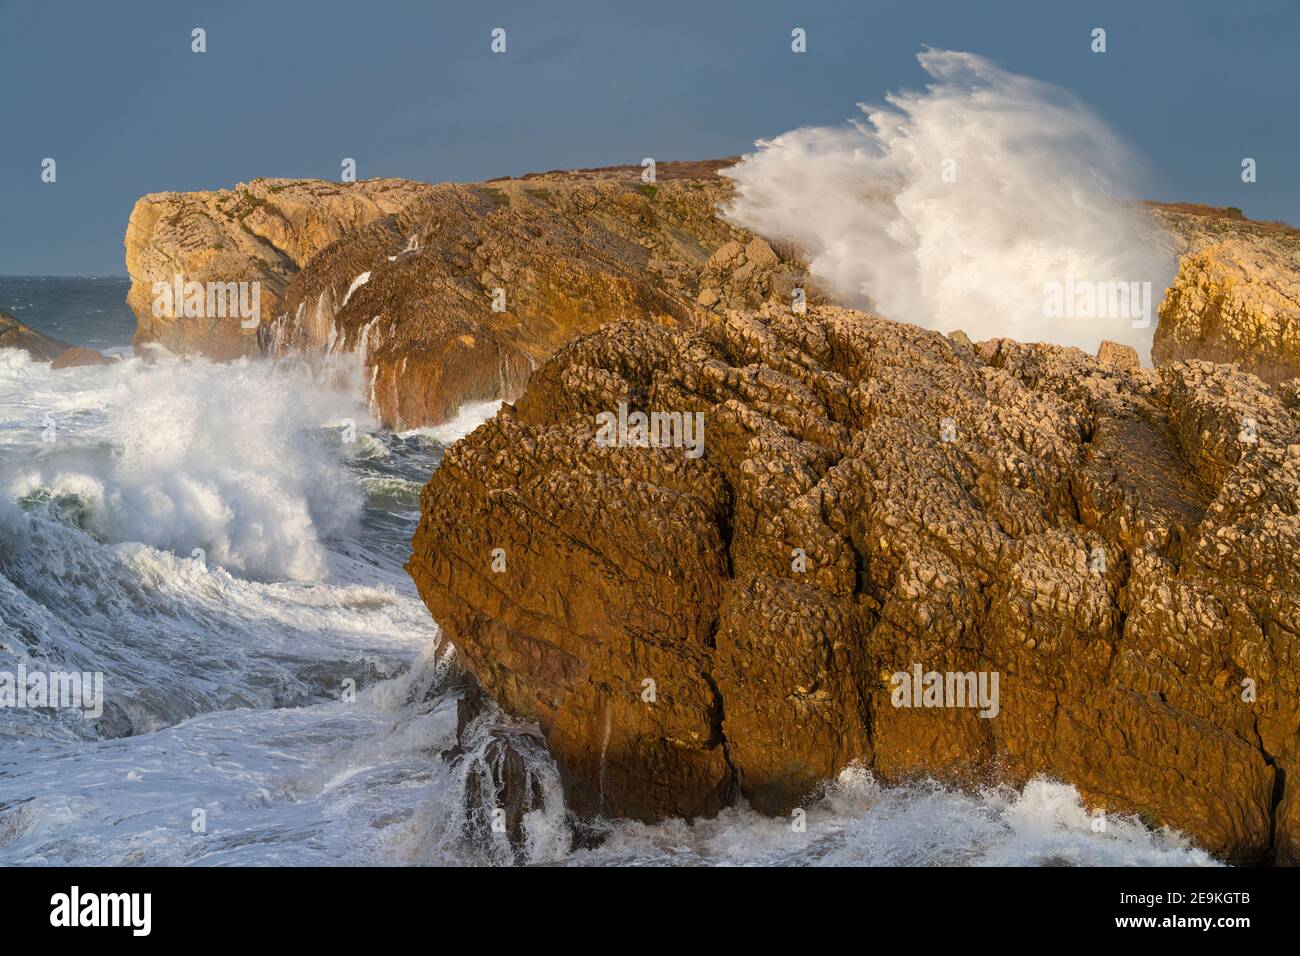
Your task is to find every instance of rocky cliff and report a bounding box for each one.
[408,302,1300,863]
[123,162,818,426]
[1149,203,1300,384]
[124,177,437,359]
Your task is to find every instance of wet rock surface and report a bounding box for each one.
[0,310,109,368]
[0,310,74,361]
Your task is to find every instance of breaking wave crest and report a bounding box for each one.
[722,49,1175,356]
[5,351,368,582]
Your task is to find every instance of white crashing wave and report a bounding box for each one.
[568,768,1217,867]
[4,352,368,582]
[722,49,1176,358]
[400,399,504,447]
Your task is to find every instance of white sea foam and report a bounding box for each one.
[567,768,1217,867]
[4,352,367,582]
[400,399,503,447]
[722,49,1175,358]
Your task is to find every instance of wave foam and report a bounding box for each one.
[7,356,368,582]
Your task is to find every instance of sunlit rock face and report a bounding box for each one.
[124,177,437,360]
[124,162,817,428]
[1149,204,1300,386]
[409,302,1300,864]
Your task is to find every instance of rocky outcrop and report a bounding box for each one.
[1149,204,1300,384]
[124,178,437,359]
[266,161,814,427]
[0,311,109,367]
[0,310,73,361]
[122,162,818,427]
[50,346,112,369]
[408,302,1300,863]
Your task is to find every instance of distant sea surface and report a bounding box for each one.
[0,275,136,350]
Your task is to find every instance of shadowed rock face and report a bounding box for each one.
[407,302,1300,863]
[1149,204,1300,385]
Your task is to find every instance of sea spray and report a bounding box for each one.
[10,354,369,582]
[722,49,1175,358]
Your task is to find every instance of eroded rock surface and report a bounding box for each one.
[1150,204,1300,384]
[408,302,1300,863]
[267,162,814,427]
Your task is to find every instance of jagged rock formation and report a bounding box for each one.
[408,302,1300,863]
[124,178,437,359]
[1149,204,1300,384]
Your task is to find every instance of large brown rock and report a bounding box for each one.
[407,302,1300,863]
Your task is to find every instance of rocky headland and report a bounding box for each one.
[406,303,1300,864]
[124,177,438,360]
[124,161,818,426]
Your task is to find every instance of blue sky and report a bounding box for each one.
[1,0,1296,275]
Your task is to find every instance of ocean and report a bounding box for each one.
[0,277,1215,866]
